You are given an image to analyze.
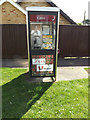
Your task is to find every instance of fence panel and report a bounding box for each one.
[59,25,89,57]
[1,24,89,58]
[1,24,27,58]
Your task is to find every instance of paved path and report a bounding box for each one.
[1,59,89,82]
[1,59,28,68]
[56,67,88,81]
[58,57,89,67]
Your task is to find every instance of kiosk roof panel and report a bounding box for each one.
[26,7,60,12]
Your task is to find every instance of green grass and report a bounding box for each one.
[1,68,88,118]
[84,68,90,70]
[84,68,90,74]
[1,68,27,86]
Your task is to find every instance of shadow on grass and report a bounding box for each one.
[2,72,53,119]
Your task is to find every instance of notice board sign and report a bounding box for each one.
[32,55,54,76]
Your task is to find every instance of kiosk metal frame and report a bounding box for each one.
[26,7,60,81]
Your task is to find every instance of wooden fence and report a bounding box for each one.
[2,24,27,58]
[1,24,89,58]
[59,25,89,57]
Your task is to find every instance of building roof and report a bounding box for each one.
[0,0,76,24]
[46,0,76,24]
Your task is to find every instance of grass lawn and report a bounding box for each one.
[84,68,90,74]
[1,68,88,118]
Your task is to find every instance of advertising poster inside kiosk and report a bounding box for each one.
[30,14,56,76]
[32,55,54,76]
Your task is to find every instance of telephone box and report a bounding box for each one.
[26,7,60,81]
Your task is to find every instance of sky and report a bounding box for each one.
[51,0,89,23]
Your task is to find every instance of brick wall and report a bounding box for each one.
[20,2,71,25]
[0,1,71,24]
[0,2,26,24]
[19,1,51,9]
[60,15,70,25]
[0,4,2,24]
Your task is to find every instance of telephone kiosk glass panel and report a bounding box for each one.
[30,14,56,50]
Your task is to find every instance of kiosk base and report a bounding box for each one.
[51,77,56,82]
[27,76,56,82]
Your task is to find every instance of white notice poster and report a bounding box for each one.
[42,25,49,35]
[37,64,53,72]
[32,59,45,65]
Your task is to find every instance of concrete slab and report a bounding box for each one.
[56,67,88,81]
[27,77,53,83]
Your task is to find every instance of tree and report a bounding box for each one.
[82,19,90,25]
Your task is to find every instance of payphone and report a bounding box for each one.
[26,7,60,81]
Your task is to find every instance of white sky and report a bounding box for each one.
[51,0,89,23]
